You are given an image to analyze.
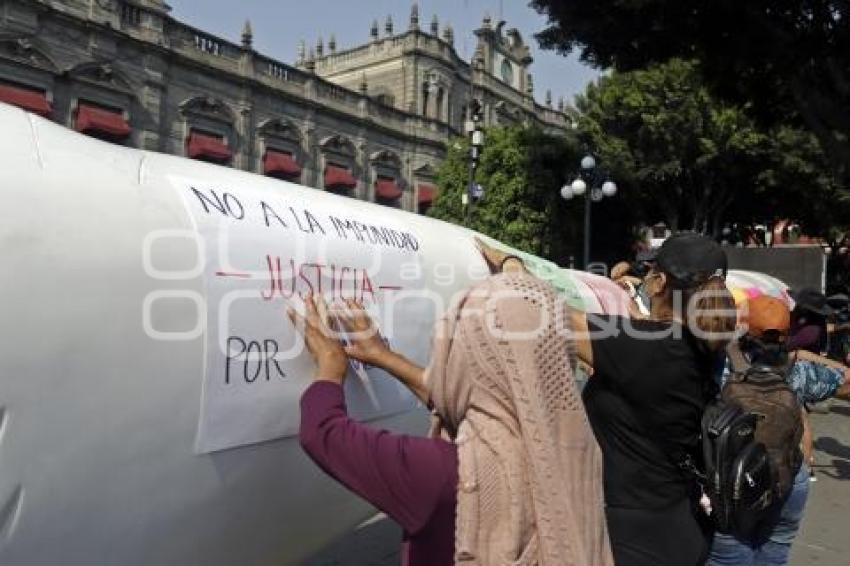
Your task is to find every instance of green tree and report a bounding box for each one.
[427,126,582,263]
[576,59,767,235]
[530,0,850,183]
[576,59,849,243]
[753,127,850,236]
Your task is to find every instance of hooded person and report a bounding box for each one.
[426,274,611,564]
[292,273,613,566]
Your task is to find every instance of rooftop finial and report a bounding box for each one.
[359,72,368,94]
[328,34,337,53]
[297,40,306,62]
[483,13,492,29]
[385,14,394,36]
[371,19,379,40]
[305,47,316,73]
[557,97,565,112]
[545,90,552,107]
[241,19,253,49]
[430,14,439,36]
[316,36,324,57]
[410,3,420,30]
[442,24,454,45]
[527,73,534,95]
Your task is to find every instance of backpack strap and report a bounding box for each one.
[727,340,798,384]
[726,341,751,377]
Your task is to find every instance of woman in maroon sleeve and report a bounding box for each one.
[290,274,613,566]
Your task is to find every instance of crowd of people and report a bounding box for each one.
[289,232,849,566]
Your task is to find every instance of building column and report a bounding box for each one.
[303,120,317,188]
[236,104,254,171]
[357,138,369,201]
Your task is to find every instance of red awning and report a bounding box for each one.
[375,177,402,200]
[324,164,357,190]
[187,131,232,163]
[75,103,131,138]
[417,183,437,204]
[0,83,51,116]
[263,149,301,179]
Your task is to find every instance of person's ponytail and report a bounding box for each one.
[684,276,738,352]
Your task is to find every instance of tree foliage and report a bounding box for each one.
[426,70,848,265]
[755,126,850,236]
[577,60,767,234]
[530,0,850,183]
[427,126,584,263]
[576,59,849,237]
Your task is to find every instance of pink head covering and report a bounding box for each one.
[426,273,613,565]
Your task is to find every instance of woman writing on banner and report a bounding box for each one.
[290,272,613,565]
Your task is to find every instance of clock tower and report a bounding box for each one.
[473,15,533,95]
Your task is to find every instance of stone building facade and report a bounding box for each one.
[0,0,574,213]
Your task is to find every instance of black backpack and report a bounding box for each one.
[701,343,803,538]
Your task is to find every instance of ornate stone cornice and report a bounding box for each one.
[413,162,437,179]
[179,95,235,121]
[319,134,356,157]
[257,118,301,142]
[0,37,58,73]
[369,149,401,169]
[67,61,133,95]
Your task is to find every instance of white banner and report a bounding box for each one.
[172,177,429,453]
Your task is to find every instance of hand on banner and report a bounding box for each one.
[333,300,429,403]
[288,293,348,384]
[475,237,526,275]
[333,300,391,366]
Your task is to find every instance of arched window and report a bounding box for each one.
[320,135,358,195]
[435,87,445,122]
[257,118,304,182]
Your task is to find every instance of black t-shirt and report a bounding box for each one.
[582,315,717,510]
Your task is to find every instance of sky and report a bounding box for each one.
[166,0,601,105]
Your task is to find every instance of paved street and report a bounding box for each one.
[791,399,850,565]
[303,399,850,565]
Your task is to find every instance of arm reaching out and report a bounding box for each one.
[334,300,429,404]
[475,237,594,370]
[474,236,527,274]
[371,351,429,404]
[791,349,850,401]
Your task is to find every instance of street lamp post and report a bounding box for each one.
[465,99,484,226]
[561,154,617,269]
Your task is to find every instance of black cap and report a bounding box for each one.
[791,288,834,317]
[655,232,727,289]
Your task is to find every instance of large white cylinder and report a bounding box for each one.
[0,103,789,565]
